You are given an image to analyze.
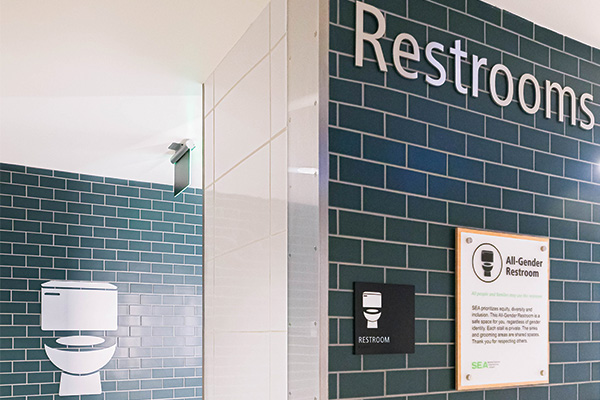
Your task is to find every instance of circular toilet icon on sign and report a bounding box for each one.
[472,243,503,283]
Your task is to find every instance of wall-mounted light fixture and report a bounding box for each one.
[168,139,196,197]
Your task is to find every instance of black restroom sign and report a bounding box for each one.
[354,282,415,354]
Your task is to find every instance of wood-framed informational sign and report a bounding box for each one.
[456,228,549,391]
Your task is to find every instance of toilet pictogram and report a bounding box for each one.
[41,280,118,396]
[362,291,382,329]
[471,243,503,283]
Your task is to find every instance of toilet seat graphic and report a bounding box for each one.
[45,343,117,395]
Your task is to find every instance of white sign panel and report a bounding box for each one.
[456,228,549,391]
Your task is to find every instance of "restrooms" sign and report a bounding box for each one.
[354,2,595,131]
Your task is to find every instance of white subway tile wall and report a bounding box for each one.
[203,0,288,399]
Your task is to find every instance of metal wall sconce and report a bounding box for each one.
[168,139,196,197]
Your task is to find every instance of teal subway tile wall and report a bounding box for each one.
[329,0,600,398]
[0,163,202,399]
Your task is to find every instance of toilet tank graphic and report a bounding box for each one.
[363,291,382,309]
[41,281,118,331]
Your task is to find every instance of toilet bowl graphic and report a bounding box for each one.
[362,291,382,329]
[41,281,118,396]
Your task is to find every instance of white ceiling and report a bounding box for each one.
[0,0,597,184]
[0,0,269,185]
[486,0,600,50]
[0,0,271,97]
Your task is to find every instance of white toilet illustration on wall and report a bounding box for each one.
[41,281,118,396]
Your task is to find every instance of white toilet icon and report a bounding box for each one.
[41,281,118,396]
[362,291,382,329]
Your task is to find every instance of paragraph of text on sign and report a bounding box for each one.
[471,303,542,345]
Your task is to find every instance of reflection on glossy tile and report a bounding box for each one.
[271,40,287,136]
[204,259,215,327]
[204,320,215,399]
[214,332,270,399]
[205,185,215,261]
[204,111,214,187]
[271,131,287,234]
[270,232,287,331]
[214,146,270,257]
[214,58,270,179]
[214,7,269,103]
[270,331,287,398]
[270,0,286,48]
[213,237,270,332]
[204,74,214,115]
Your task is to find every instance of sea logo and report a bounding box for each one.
[472,361,489,369]
[471,243,503,283]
